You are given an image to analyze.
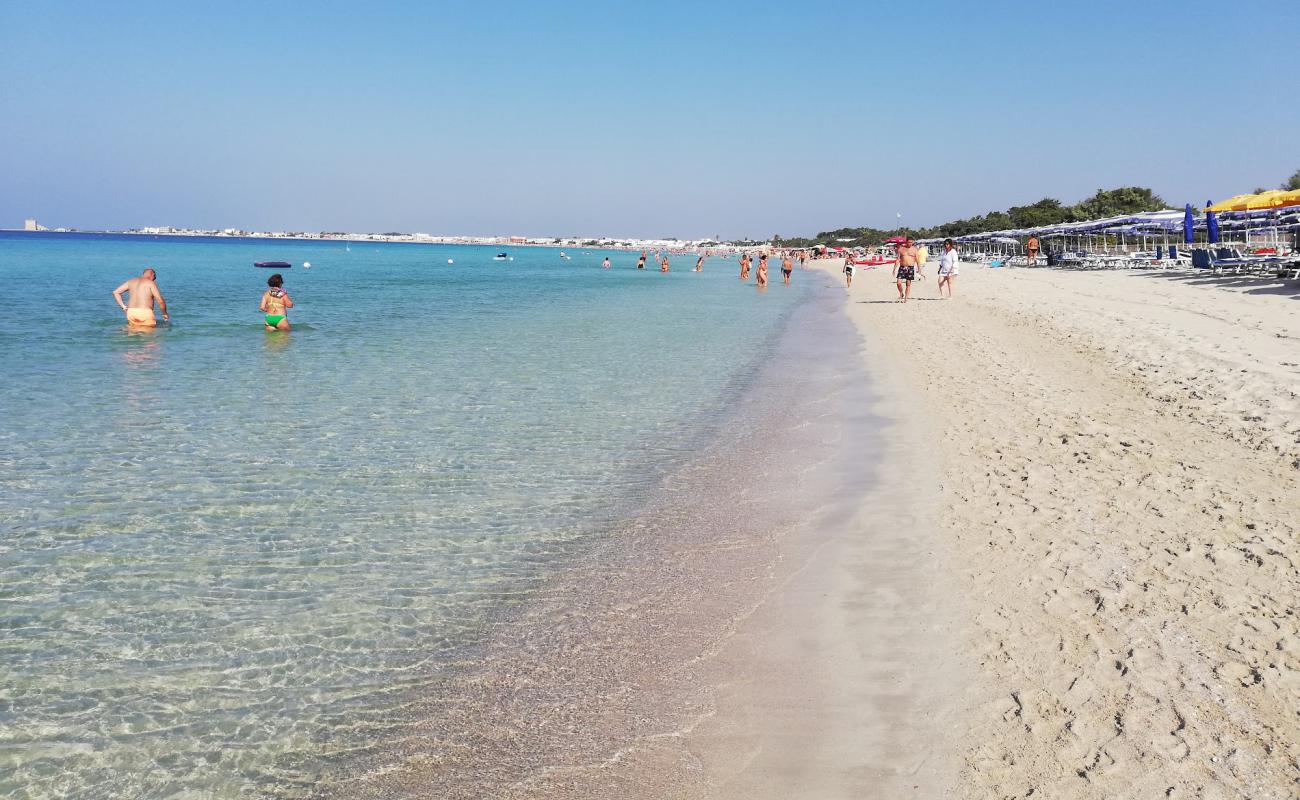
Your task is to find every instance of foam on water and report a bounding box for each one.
[0,233,811,798]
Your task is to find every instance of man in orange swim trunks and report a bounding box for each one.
[112,268,169,327]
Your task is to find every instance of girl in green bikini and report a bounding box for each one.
[259,273,294,331]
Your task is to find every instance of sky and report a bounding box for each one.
[2,0,1297,239]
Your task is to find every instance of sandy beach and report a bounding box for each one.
[337,260,1298,799]
[782,259,1300,798]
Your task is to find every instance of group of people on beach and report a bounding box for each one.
[113,270,293,330]
[841,238,960,301]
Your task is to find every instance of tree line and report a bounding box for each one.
[774,187,1167,248]
[774,170,1298,248]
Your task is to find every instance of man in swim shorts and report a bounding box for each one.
[894,239,919,302]
[259,273,294,330]
[780,252,793,284]
[112,268,169,327]
[1026,235,1039,265]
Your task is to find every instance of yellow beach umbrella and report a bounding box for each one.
[1207,193,1261,212]
[1209,189,1300,212]
[1248,189,1300,209]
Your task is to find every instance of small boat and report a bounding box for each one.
[254,261,291,268]
[493,253,508,261]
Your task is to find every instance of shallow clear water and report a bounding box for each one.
[0,233,807,798]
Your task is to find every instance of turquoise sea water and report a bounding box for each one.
[0,233,810,798]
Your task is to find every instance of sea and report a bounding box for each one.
[0,232,868,798]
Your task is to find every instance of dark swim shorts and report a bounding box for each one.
[898,266,915,281]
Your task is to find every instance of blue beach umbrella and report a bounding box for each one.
[1183,204,1195,244]
[1205,201,1220,244]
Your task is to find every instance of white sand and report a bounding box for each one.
[790,259,1300,798]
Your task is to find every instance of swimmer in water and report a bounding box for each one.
[259,273,294,331]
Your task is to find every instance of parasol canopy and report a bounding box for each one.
[1208,189,1300,212]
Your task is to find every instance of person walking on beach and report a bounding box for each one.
[602,257,611,269]
[259,273,294,331]
[894,239,918,302]
[112,268,169,328]
[937,238,959,298]
[915,242,929,275]
[637,250,647,269]
[780,252,793,285]
[756,254,769,287]
[695,254,704,272]
[843,257,855,288]
[1026,235,1040,265]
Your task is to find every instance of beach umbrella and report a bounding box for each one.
[1183,204,1195,244]
[1206,201,1220,244]
[1209,190,1300,213]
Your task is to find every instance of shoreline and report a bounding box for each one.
[320,269,960,797]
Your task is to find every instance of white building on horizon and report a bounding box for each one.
[24,219,46,231]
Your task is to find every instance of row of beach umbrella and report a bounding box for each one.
[921,189,1300,252]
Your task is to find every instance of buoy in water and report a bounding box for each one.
[303,261,312,268]
[448,259,454,264]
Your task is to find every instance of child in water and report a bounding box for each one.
[260,273,294,331]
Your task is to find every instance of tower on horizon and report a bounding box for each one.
[24,219,46,231]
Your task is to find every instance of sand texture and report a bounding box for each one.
[822,260,1299,799]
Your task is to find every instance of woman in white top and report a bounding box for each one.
[937,238,959,298]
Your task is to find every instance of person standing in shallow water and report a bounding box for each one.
[756,254,769,287]
[260,273,294,331]
[780,252,793,285]
[602,257,610,269]
[739,253,751,281]
[660,256,670,272]
[695,254,704,272]
[112,267,169,327]
[637,251,647,269]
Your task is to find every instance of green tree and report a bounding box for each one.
[1007,198,1071,229]
[1071,187,1166,219]
[1283,170,1300,191]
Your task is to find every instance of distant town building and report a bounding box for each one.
[24,219,46,231]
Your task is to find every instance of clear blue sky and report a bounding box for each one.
[3,0,1296,239]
